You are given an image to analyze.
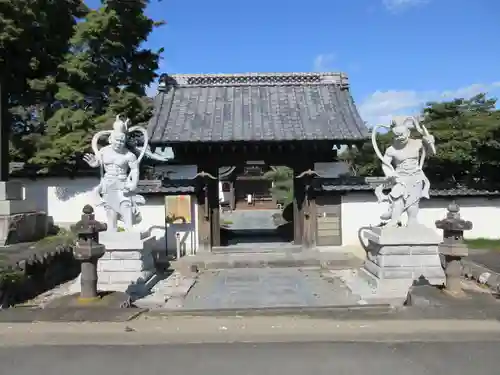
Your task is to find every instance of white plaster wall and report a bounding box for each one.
[13,177,198,254]
[340,192,500,246]
[164,196,198,255]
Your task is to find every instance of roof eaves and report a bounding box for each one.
[157,72,350,89]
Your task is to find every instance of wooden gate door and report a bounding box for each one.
[315,195,342,246]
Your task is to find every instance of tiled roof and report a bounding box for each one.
[137,180,195,194]
[315,177,500,197]
[147,72,369,144]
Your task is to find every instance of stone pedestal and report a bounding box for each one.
[0,181,48,246]
[345,224,445,303]
[70,230,158,299]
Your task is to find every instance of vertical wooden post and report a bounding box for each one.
[292,166,305,246]
[309,194,317,248]
[302,186,316,250]
[197,164,220,250]
[196,174,211,253]
[293,163,316,248]
[0,78,9,182]
[207,166,220,247]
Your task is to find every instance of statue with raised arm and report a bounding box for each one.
[372,116,436,227]
[83,115,151,231]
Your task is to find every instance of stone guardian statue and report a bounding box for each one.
[83,115,149,231]
[371,116,436,227]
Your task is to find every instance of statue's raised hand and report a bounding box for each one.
[83,153,99,168]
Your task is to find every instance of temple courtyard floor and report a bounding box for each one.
[6,241,498,320]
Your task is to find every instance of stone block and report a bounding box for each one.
[107,251,145,260]
[439,242,468,257]
[372,254,442,268]
[377,245,411,255]
[99,231,153,250]
[366,224,441,245]
[0,200,36,215]
[365,258,444,282]
[347,224,446,304]
[0,181,23,201]
[0,212,49,246]
[98,257,154,272]
[105,270,153,285]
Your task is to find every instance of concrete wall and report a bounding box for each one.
[340,192,500,246]
[14,177,198,255]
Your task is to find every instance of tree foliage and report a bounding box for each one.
[341,94,500,188]
[2,0,164,173]
[1,0,88,162]
[264,166,294,205]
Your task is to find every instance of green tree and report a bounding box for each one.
[422,93,500,186]
[30,0,164,173]
[264,166,294,205]
[340,93,500,187]
[0,0,87,162]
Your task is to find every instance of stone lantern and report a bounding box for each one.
[435,202,473,294]
[71,205,107,300]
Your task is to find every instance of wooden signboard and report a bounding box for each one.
[165,195,191,224]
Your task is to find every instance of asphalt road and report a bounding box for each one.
[1,341,499,375]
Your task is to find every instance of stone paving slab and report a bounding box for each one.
[463,250,500,292]
[467,250,500,273]
[221,210,281,230]
[0,307,144,322]
[175,268,361,310]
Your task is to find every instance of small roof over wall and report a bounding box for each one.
[313,177,500,197]
[147,72,369,145]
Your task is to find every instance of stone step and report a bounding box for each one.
[172,250,363,272]
[211,244,301,254]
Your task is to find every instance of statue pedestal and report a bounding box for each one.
[69,230,159,299]
[345,224,445,304]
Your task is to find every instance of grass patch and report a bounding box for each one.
[464,238,500,250]
[35,228,76,246]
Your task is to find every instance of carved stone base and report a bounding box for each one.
[344,224,445,304]
[70,230,159,300]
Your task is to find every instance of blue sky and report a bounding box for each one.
[88,0,499,126]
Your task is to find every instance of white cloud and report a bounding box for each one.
[313,53,335,72]
[359,82,500,126]
[383,0,429,12]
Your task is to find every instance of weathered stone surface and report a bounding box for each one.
[45,291,131,309]
[172,268,360,310]
[99,231,152,250]
[345,224,445,305]
[173,250,363,272]
[0,181,23,201]
[0,200,36,215]
[0,305,144,322]
[68,231,158,299]
[367,225,442,245]
[0,212,49,246]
